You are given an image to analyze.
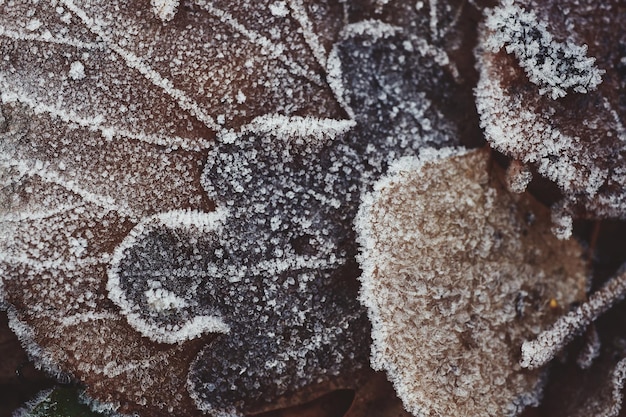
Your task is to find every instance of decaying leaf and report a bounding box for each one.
[0,1,477,416]
[355,148,588,417]
[474,0,626,235]
[178,16,469,415]
[0,312,54,417]
[482,2,603,100]
[549,354,626,417]
[565,357,626,417]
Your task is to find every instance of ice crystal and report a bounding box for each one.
[355,148,588,417]
[576,326,601,370]
[152,0,180,22]
[107,209,232,344]
[188,18,468,414]
[506,160,533,194]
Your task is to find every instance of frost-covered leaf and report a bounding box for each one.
[0,98,210,416]
[0,0,344,138]
[107,209,232,344]
[181,18,469,414]
[355,148,588,417]
[475,0,626,232]
[339,0,486,146]
[521,267,626,370]
[557,356,626,417]
[567,357,626,417]
[483,1,603,99]
[535,311,626,417]
[0,1,477,416]
[0,0,348,414]
[0,312,53,416]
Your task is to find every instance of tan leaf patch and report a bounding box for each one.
[355,148,588,417]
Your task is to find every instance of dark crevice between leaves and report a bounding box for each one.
[0,311,55,417]
[251,389,355,417]
[16,387,103,417]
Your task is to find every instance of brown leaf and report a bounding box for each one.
[475,0,626,231]
[355,148,588,417]
[0,0,486,415]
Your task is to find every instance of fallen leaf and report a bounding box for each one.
[355,148,588,417]
[475,0,626,234]
[0,1,475,416]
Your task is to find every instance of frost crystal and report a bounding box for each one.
[484,1,603,99]
[68,60,86,80]
[188,20,467,414]
[107,210,232,344]
[506,160,532,194]
[576,325,601,370]
[356,148,587,417]
[151,0,180,22]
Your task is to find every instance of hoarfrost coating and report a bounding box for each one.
[475,0,626,223]
[355,148,587,417]
[0,0,478,415]
[483,2,603,99]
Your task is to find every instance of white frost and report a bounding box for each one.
[108,209,231,344]
[484,1,604,99]
[220,114,355,146]
[356,148,587,417]
[151,0,180,22]
[521,267,626,369]
[269,1,289,18]
[68,60,85,80]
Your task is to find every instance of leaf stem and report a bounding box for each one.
[521,267,626,369]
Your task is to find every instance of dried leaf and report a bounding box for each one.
[0,1,474,416]
[521,267,626,370]
[0,312,54,417]
[355,148,588,417]
[0,1,350,414]
[185,18,467,414]
[475,0,626,232]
